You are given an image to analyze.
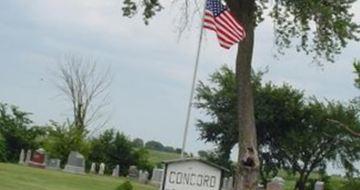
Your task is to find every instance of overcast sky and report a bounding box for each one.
[0,0,359,161]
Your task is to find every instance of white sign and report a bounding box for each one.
[162,160,222,190]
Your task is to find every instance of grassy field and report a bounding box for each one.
[147,150,180,164]
[0,163,156,190]
[0,162,346,190]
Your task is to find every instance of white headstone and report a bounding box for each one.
[139,170,149,184]
[222,177,229,190]
[314,181,324,190]
[112,165,120,177]
[90,162,96,174]
[46,159,61,170]
[228,177,234,190]
[25,150,32,165]
[18,149,25,164]
[151,168,164,186]
[98,162,105,175]
[128,165,139,179]
[63,151,85,174]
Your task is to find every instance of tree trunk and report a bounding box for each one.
[232,0,259,190]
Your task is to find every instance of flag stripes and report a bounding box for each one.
[203,0,246,49]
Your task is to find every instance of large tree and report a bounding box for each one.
[122,1,360,189]
[196,66,360,190]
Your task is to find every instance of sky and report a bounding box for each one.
[0,0,359,169]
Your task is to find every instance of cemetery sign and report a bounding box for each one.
[162,158,228,190]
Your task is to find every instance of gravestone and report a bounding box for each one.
[266,177,285,190]
[162,158,228,190]
[128,165,139,179]
[98,162,105,175]
[63,151,85,174]
[222,177,229,190]
[139,170,149,184]
[46,159,61,170]
[112,165,120,177]
[150,168,164,186]
[222,177,233,190]
[90,162,96,174]
[314,181,324,190]
[18,149,25,165]
[256,184,265,190]
[25,149,32,165]
[28,148,46,169]
[228,177,234,190]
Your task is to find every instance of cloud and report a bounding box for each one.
[0,0,359,155]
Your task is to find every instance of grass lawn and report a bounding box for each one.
[147,150,180,164]
[0,163,156,190]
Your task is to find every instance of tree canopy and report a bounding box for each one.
[196,66,360,189]
[122,0,359,62]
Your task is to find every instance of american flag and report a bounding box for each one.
[203,0,246,49]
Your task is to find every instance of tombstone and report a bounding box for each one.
[228,177,234,190]
[128,165,139,179]
[162,158,228,190]
[314,181,324,190]
[18,149,25,165]
[90,162,97,174]
[28,148,46,169]
[46,159,61,170]
[150,168,164,186]
[112,165,120,177]
[98,162,105,175]
[25,149,32,165]
[266,177,285,190]
[63,151,85,174]
[222,177,229,190]
[139,170,149,184]
[256,184,266,190]
[222,176,234,190]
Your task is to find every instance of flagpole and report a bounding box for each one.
[181,1,207,158]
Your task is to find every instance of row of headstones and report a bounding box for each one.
[19,149,86,173]
[19,148,160,184]
[19,149,61,170]
[89,162,107,175]
[221,176,325,190]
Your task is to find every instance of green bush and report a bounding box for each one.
[0,103,45,162]
[0,133,6,162]
[43,121,89,167]
[88,129,153,175]
[115,181,133,190]
[340,179,360,190]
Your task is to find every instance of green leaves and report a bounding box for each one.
[122,0,163,25]
[0,103,37,162]
[270,0,360,63]
[122,0,358,63]
[196,66,360,187]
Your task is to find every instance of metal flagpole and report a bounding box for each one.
[181,1,207,158]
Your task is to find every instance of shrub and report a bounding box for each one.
[115,181,133,190]
[0,133,6,162]
[89,130,134,175]
[340,179,360,190]
[0,103,42,162]
[43,121,89,167]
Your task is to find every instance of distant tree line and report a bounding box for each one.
[131,138,182,154]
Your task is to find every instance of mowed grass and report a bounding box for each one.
[148,150,180,164]
[0,163,156,190]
